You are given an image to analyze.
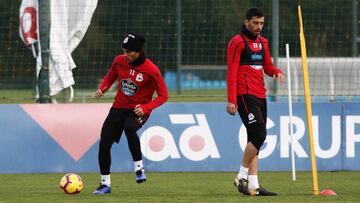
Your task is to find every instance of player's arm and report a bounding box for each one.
[93,60,119,99]
[226,37,242,115]
[138,69,169,115]
[263,41,285,84]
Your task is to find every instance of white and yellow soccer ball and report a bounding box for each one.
[59,173,83,194]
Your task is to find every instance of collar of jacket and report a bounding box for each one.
[130,52,146,67]
[241,25,259,40]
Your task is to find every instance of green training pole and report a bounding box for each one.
[271,0,279,101]
[38,0,50,103]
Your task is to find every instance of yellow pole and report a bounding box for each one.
[297,5,320,195]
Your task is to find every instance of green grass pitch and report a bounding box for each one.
[0,171,358,202]
[0,89,227,103]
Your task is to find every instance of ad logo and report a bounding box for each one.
[140,114,220,161]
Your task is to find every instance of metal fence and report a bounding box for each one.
[0,0,359,102]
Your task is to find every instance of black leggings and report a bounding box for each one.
[237,94,267,151]
[98,107,147,175]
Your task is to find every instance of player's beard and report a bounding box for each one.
[250,27,261,36]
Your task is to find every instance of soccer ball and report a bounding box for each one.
[59,173,83,194]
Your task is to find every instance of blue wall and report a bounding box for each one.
[0,103,359,173]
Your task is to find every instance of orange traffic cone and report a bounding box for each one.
[320,189,337,196]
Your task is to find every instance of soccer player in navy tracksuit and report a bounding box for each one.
[93,33,168,194]
[226,8,285,196]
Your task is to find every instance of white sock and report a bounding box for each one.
[101,174,111,187]
[237,165,249,180]
[248,175,260,189]
[134,160,144,172]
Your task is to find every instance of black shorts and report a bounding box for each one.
[237,94,267,149]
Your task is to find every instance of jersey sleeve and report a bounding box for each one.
[262,39,283,77]
[226,36,242,105]
[98,58,119,93]
[141,68,168,114]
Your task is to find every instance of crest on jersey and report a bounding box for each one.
[136,73,143,82]
[120,78,138,96]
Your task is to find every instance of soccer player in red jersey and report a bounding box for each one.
[93,33,168,194]
[226,8,285,196]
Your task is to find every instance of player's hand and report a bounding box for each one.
[226,102,237,116]
[93,89,104,99]
[134,104,144,116]
[273,72,286,84]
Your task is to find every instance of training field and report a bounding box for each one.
[0,171,358,203]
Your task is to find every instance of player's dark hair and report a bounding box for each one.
[245,7,264,20]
